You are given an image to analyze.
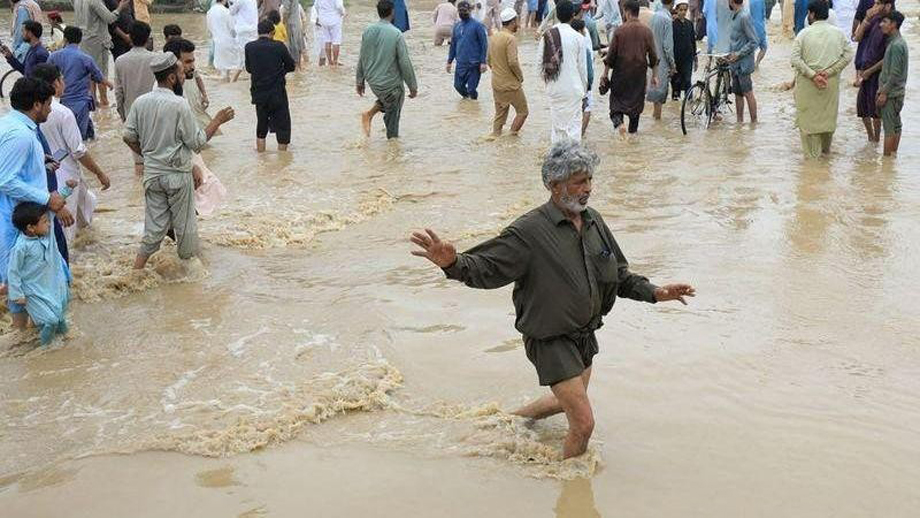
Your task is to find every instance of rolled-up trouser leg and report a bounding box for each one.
[373,86,406,139]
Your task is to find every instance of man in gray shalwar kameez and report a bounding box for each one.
[123,53,235,269]
[73,0,130,107]
[647,0,675,120]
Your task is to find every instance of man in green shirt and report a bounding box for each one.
[123,52,234,269]
[410,140,695,459]
[357,0,419,139]
[876,10,908,157]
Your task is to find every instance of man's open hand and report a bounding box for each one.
[410,228,457,268]
[654,283,696,305]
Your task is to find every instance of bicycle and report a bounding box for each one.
[681,53,735,135]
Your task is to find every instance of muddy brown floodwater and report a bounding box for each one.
[1,4,919,517]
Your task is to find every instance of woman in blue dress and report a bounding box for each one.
[393,0,410,31]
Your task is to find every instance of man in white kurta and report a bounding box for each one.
[230,0,259,79]
[315,0,346,66]
[32,63,112,244]
[209,0,241,80]
[538,1,588,143]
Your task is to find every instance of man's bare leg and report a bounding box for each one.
[11,312,28,330]
[551,374,595,459]
[872,118,881,142]
[256,138,266,152]
[513,367,592,420]
[134,253,150,270]
[883,132,901,156]
[332,44,341,66]
[581,111,591,137]
[134,164,144,176]
[98,82,109,107]
[861,117,876,141]
[510,112,527,135]
[653,102,662,120]
[232,69,242,82]
[278,143,288,151]
[362,103,381,136]
[325,42,333,66]
[745,91,758,123]
[735,94,745,123]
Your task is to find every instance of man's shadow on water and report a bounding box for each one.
[554,477,602,518]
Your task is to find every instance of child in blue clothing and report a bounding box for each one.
[7,201,72,345]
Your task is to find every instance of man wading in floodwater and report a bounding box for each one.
[410,140,695,458]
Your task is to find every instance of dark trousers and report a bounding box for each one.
[671,61,694,98]
[610,112,640,134]
[536,0,548,22]
[255,90,292,144]
[454,63,482,99]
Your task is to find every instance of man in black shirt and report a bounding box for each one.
[245,19,296,152]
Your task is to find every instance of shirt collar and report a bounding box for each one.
[542,200,593,226]
[8,110,37,131]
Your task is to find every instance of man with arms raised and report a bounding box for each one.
[410,140,695,458]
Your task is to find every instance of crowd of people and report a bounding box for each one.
[0,0,911,465]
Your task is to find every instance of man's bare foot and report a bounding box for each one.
[134,164,144,176]
[618,124,627,137]
[361,111,372,137]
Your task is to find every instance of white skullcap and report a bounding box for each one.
[500,7,518,22]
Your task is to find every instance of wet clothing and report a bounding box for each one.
[750,0,767,50]
[114,46,156,121]
[0,111,52,286]
[879,34,908,135]
[5,42,49,78]
[10,0,41,60]
[433,2,460,45]
[855,16,886,119]
[108,0,135,62]
[791,20,853,157]
[647,5,674,104]
[7,230,71,345]
[282,0,306,64]
[444,201,658,386]
[48,44,104,141]
[124,87,207,259]
[357,20,418,139]
[672,18,696,98]
[605,20,657,121]
[854,0,893,68]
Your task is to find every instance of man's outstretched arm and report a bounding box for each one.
[410,227,530,289]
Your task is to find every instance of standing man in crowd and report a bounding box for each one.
[107,0,135,63]
[876,10,907,157]
[73,0,130,107]
[123,53,235,269]
[433,0,460,46]
[356,0,418,139]
[315,0,346,66]
[539,0,588,143]
[600,0,657,135]
[48,26,114,141]
[646,0,673,120]
[595,0,622,43]
[853,0,893,144]
[488,8,528,136]
[245,20,296,152]
[114,21,155,174]
[208,0,242,82]
[164,38,214,134]
[231,0,260,77]
[2,20,48,78]
[409,140,695,460]
[31,63,112,244]
[727,0,759,124]
[0,78,73,330]
[8,0,41,60]
[790,0,853,158]
[448,1,489,100]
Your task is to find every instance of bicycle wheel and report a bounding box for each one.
[681,82,711,135]
[0,69,20,99]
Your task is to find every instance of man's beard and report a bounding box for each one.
[185,70,195,80]
[172,81,183,97]
[559,190,588,213]
[459,12,470,19]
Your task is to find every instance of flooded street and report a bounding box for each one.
[1,4,919,516]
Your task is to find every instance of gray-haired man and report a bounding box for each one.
[410,140,695,459]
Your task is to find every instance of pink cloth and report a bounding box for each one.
[192,154,227,217]
[433,2,459,27]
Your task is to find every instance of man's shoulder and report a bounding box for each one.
[508,204,553,234]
